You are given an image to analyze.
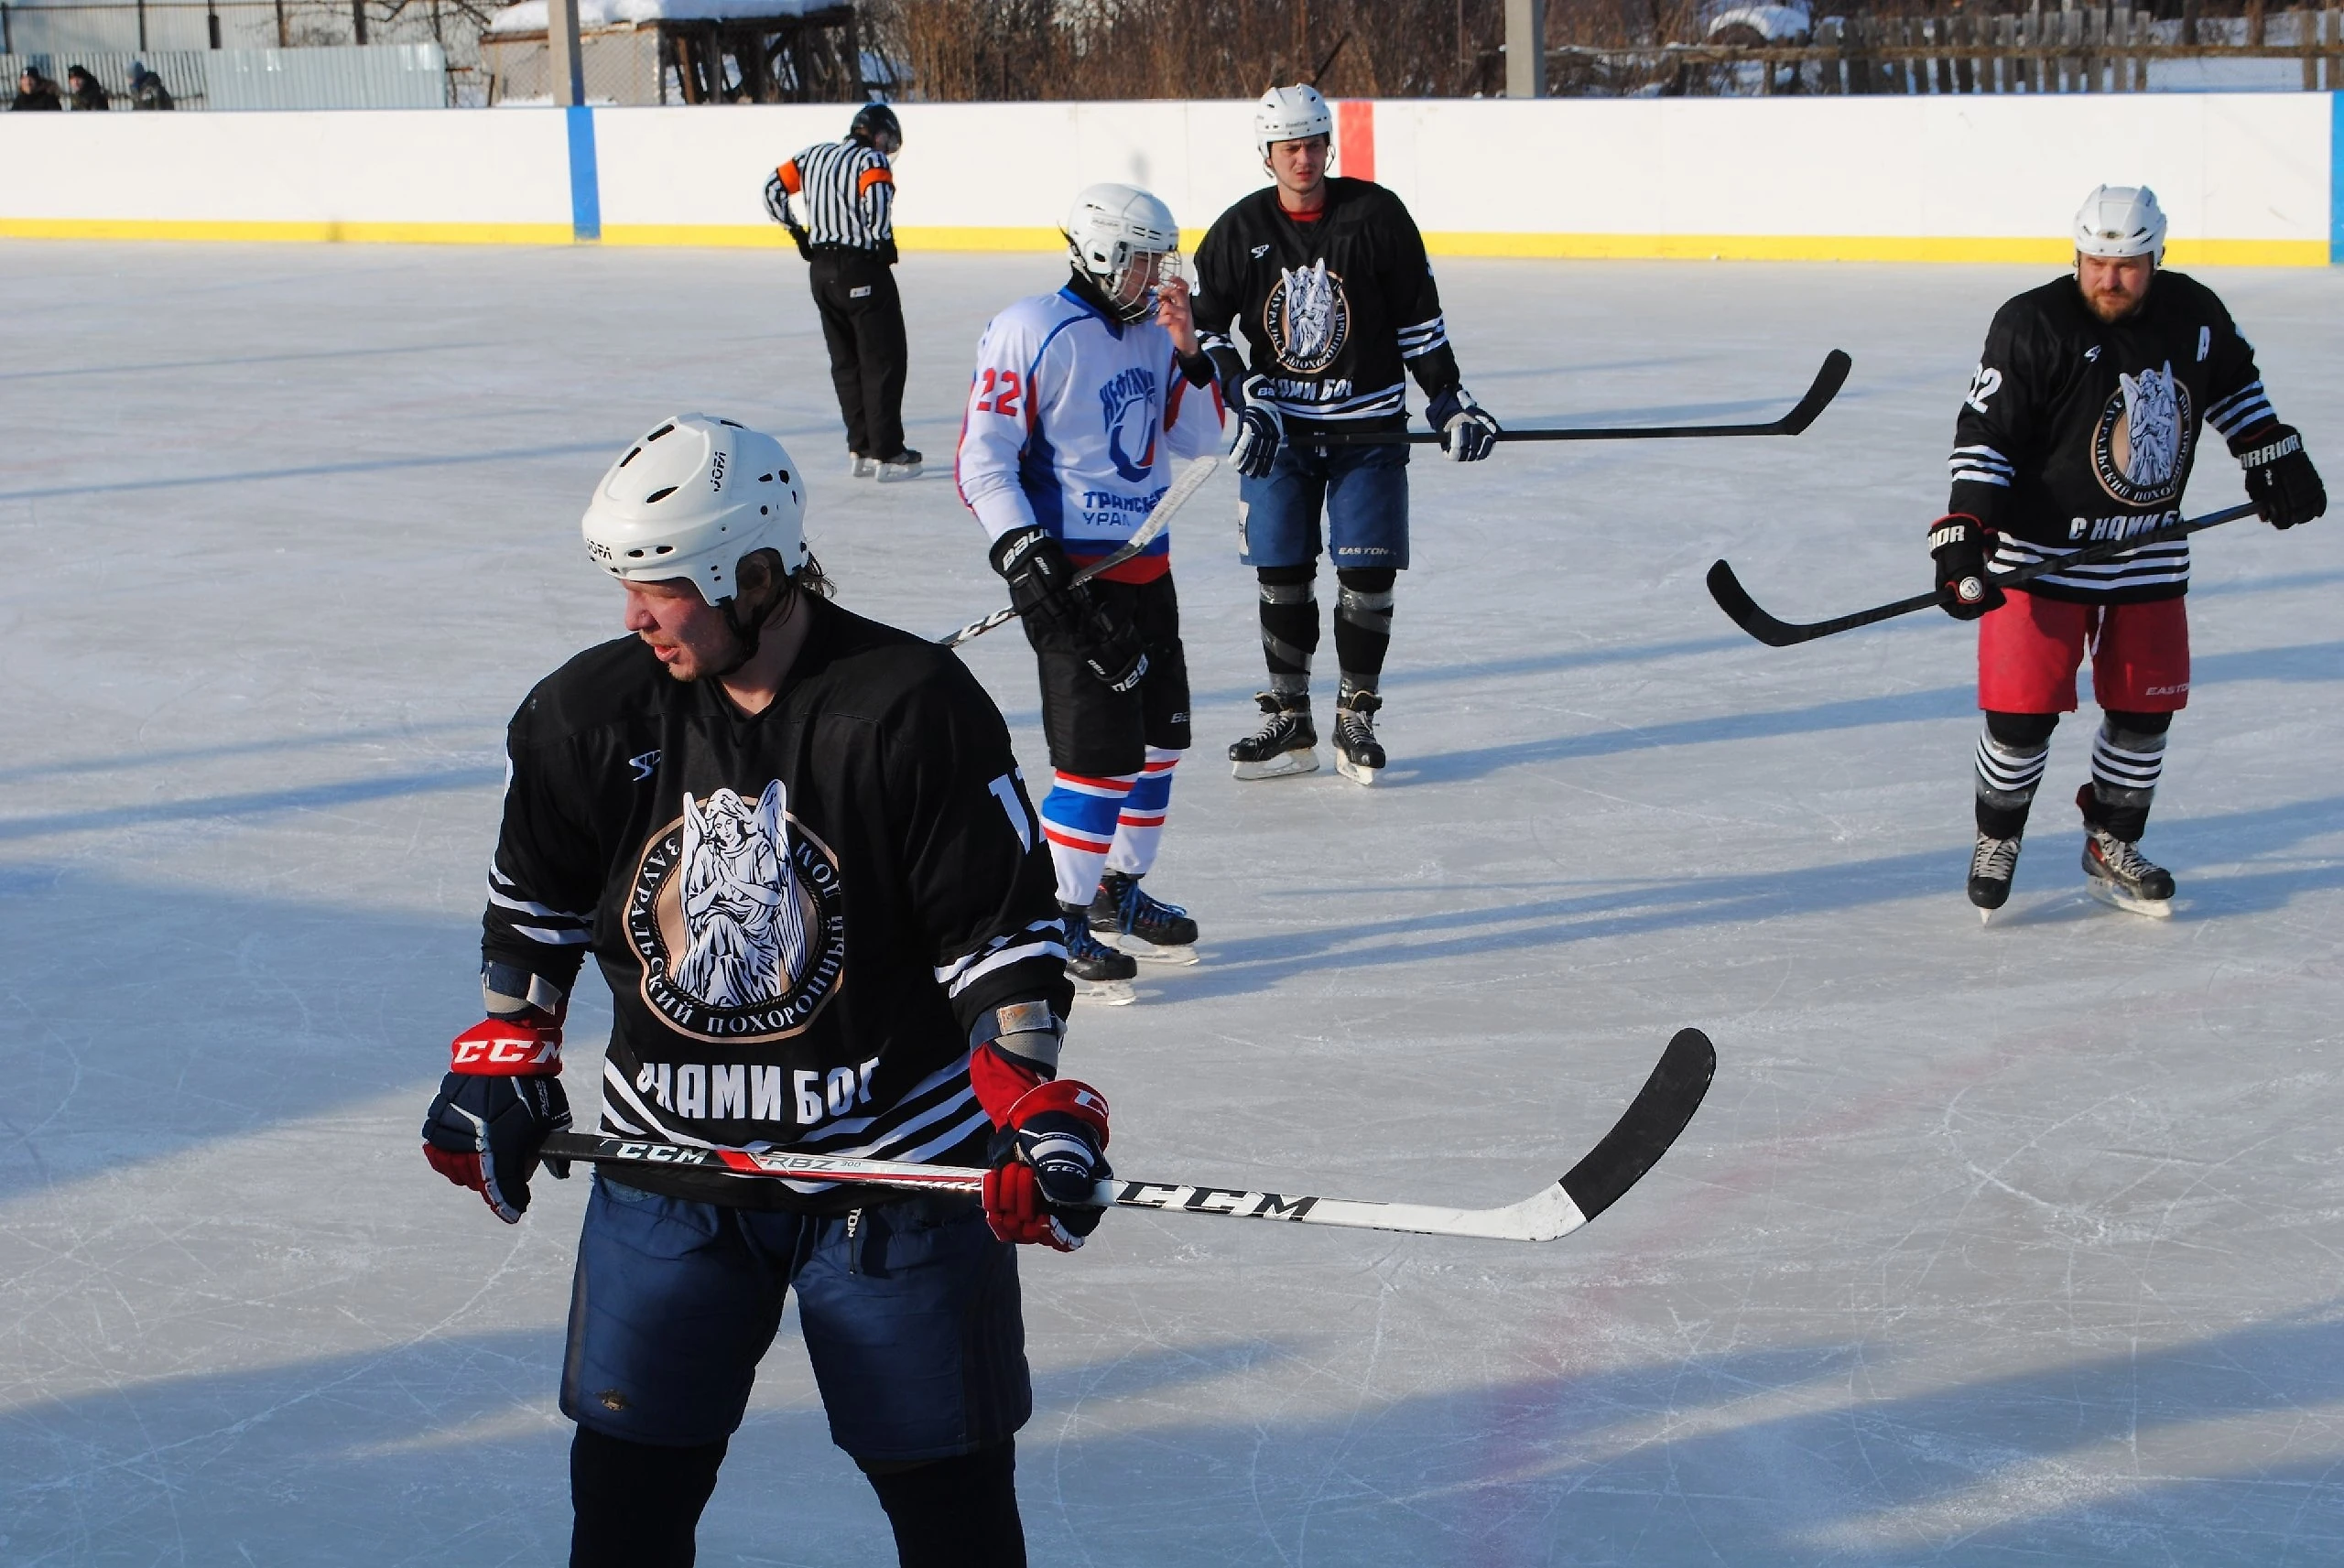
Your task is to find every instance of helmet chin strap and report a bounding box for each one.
[706,579,795,680]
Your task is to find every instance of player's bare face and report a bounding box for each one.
[1267,136,1329,210]
[623,579,736,682]
[2077,253,2154,323]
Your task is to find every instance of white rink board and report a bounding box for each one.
[0,92,2330,259]
[3,243,2344,1564]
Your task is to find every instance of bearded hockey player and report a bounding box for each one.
[419,414,1112,1568]
[956,184,1225,997]
[1190,83,1502,785]
[1937,186,2324,920]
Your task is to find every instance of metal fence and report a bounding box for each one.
[1544,6,2344,95]
[0,0,487,71]
[5,40,447,104]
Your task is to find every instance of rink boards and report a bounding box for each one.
[0,91,2337,265]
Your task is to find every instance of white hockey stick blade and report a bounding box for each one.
[939,456,1219,647]
[540,1027,1714,1244]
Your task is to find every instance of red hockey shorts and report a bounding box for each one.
[1977,590,2189,714]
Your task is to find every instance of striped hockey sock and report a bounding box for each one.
[1040,769,1137,906]
[1974,719,2049,839]
[1104,748,1180,879]
[2088,714,2168,840]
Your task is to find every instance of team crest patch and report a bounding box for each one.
[625,780,846,1043]
[1263,259,1350,374]
[2091,361,2193,507]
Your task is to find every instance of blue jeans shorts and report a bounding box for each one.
[1236,438,1411,571]
[559,1173,1031,1462]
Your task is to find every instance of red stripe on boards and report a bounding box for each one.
[1336,101,1375,182]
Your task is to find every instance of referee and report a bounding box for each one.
[765,103,919,481]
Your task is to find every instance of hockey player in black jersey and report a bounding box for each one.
[418,414,1112,1568]
[1191,83,1502,785]
[1932,186,2324,920]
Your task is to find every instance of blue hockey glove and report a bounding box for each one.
[1427,386,1501,462]
[1229,374,1284,480]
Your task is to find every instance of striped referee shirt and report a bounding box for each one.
[776,138,895,252]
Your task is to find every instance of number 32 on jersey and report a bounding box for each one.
[973,368,1024,418]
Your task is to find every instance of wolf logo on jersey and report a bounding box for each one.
[2093,361,2192,506]
[1264,259,1350,373]
[1099,364,1161,483]
[624,781,847,1042]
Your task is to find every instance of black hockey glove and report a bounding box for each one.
[1928,513,2004,621]
[421,1014,571,1224]
[1229,374,1285,481]
[990,524,1148,692]
[1427,385,1501,462]
[762,173,812,261]
[2241,425,2325,530]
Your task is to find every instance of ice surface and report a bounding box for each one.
[2,242,2340,1565]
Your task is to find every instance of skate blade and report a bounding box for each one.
[1110,933,1200,966]
[1333,753,1383,786]
[1073,977,1138,1005]
[1231,748,1319,781]
[1978,905,1995,926]
[875,462,923,483]
[2086,879,2173,919]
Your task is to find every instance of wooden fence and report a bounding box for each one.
[1546,8,2344,94]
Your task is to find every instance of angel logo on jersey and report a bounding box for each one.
[2091,361,2193,506]
[624,780,847,1043]
[1098,364,1161,483]
[1263,259,1350,374]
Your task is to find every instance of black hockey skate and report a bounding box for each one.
[2081,826,2175,918]
[1229,693,1318,781]
[1331,688,1385,786]
[1968,832,2021,924]
[876,448,924,482]
[1060,900,1137,1003]
[1089,871,1199,966]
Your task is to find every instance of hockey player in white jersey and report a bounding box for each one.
[956,184,1224,998]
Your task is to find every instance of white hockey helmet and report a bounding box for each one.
[2074,184,2165,265]
[1066,182,1182,323]
[581,413,807,606]
[1254,82,1333,159]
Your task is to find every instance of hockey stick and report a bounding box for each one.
[1706,501,2260,649]
[540,1027,1714,1244]
[939,456,1221,648]
[1310,350,1850,447]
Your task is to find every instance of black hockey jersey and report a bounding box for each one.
[1191,178,1461,430]
[480,596,1071,1211]
[1947,270,2281,602]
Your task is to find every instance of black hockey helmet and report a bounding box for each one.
[849,102,902,150]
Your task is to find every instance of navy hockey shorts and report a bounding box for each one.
[1028,571,1190,775]
[559,1172,1031,1462]
[1237,438,1410,571]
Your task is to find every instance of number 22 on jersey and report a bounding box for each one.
[973,368,1023,418]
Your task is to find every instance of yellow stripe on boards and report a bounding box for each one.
[1418,231,2328,267]
[0,216,573,245]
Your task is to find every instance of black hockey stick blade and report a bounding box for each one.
[1708,501,2261,648]
[1315,351,1851,446]
[1559,1027,1716,1221]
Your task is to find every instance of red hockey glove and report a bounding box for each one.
[2241,426,2325,530]
[421,1014,570,1224]
[1928,514,2004,621]
[982,1078,1112,1252]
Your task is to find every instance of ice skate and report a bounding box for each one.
[1060,901,1137,1003]
[1968,832,2021,924]
[1090,871,1199,965]
[875,448,924,482]
[1229,694,1319,780]
[2081,826,2175,918]
[1331,688,1385,786]
[850,451,876,479]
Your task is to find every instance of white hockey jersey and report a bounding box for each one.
[955,285,1223,583]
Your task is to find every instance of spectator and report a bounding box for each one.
[12,67,62,110]
[64,66,109,112]
[128,62,174,110]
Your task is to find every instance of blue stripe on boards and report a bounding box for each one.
[2331,92,2342,265]
[568,104,602,243]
